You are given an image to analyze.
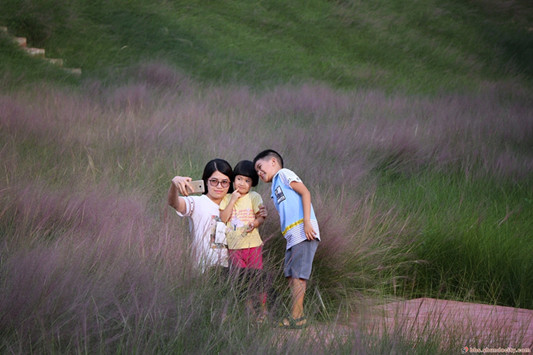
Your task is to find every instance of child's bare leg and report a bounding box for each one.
[255,292,268,323]
[245,298,254,315]
[259,292,267,313]
[289,277,307,321]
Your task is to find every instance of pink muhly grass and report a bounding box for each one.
[311,190,419,306]
[132,61,192,91]
[107,83,151,112]
[0,182,198,352]
[0,71,531,350]
[0,94,54,139]
[258,83,357,119]
[5,69,532,182]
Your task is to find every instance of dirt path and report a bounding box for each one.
[271,298,533,351]
[358,298,533,349]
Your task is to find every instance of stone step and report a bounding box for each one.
[24,47,45,57]
[15,37,27,47]
[2,26,81,76]
[44,58,64,66]
[64,68,82,75]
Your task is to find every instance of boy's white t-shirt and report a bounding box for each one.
[177,194,229,271]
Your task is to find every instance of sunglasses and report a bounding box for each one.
[208,178,230,188]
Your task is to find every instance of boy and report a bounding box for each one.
[253,149,320,329]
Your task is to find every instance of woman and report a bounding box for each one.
[168,158,235,272]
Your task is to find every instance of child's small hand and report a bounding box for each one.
[245,222,255,233]
[230,190,242,202]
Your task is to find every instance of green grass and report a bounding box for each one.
[376,171,533,308]
[1,0,532,92]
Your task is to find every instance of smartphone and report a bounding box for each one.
[188,179,205,194]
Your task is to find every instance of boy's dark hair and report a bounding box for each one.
[233,160,259,187]
[202,158,234,194]
[253,149,284,168]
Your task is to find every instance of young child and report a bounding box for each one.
[219,160,268,321]
[253,149,320,329]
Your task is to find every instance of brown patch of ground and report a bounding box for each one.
[360,298,533,349]
[270,298,533,351]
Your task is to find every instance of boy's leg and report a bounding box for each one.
[282,240,318,326]
[289,277,307,321]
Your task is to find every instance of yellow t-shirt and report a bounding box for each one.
[219,191,263,250]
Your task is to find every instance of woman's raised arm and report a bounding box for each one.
[168,176,193,214]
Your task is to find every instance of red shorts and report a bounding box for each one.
[228,246,263,270]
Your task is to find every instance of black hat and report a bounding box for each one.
[233,160,259,187]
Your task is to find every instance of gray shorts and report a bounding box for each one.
[284,239,319,280]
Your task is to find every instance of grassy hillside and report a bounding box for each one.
[1,0,532,353]
[1,0,532,92]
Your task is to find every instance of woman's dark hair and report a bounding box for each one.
[233,160,259,187]
[201,158,234,194]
